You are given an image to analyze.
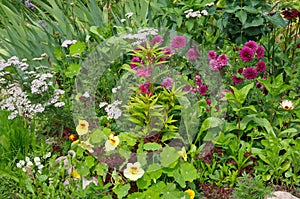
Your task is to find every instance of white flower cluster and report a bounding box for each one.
[0,56,65,119]
[123,28,159,46]
[99,100,122,120]
[184,9,208,18]
[61,39,77,48]
[16,153,51,174]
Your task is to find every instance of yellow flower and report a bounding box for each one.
[105,134,120,151]
[79,140,94,153]
[123,162,144,181]
[185,189,195,199]
[72,169,81,179]
[280,100,294,110]
[69,134,77,142]
[76,120,89,135]
[178,147,187,161]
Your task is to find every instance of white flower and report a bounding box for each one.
[125,12,133,18]
[26,161,33,167]
[124,162,144,181]
[82,91,90,98]
[34,157,41,165]
[184,9,193,14]
[105,134,120,151]
[44,152,51,159]
[38,164,44,170]
[201,10,208,16]
[61,40,77,47]
[82,176,98,189]
[120,18,126,23]
[54,102,65,107]
[99,102,108,108]
[16,160,25,168]
[205,2,214,6]
[280,100,294,110]
[112,88,118,93]
[25,156,30,162]
[32,57,43,61]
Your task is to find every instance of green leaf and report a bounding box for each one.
[143,142,162,151]
[180,162,197,182]
[69,41,86,56]
[54,47,62,60]
[243,18,264,29]
[90,128,106,144]
[243,6,259,14]
[230,83,254,105]
[235,10,247,24]
[85,156,95,169]
[160,147,179,167]
[113,183,130,199]
[136,177,151,189]
[266,13,286,28]
[95,162,108,177]
[64,63,81,78]
[77,162,90,177]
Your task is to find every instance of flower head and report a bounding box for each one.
[76,120,89,136]
[185,189,195,199]
[243,67,258,80]
[139,83,150,93]
[136,67,152,77]
[256,46,265,59]
[171,36,186,49]
[178,147,187,161]
[72,169,81,179]
[245,40,258,51]
[199,85,208,96]
[282,8,299,20]
[240,47,255,62]
[187,48,199,61]
[232,75,243,84]
[162,46,173,58]
[130,56,143,69]
[79,140,94,153]
[208,50,217,60]
[123,162,144,181]
[209,59,222,71]
[151,35,163,46]
[69,134,78,142]
[161,77,174,89]
[105,134,120,151]
[217,54,229,66]
[280,100,294,110]
[256,61,266,72]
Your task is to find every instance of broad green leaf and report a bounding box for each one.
[77,162,90,176]
[69,41,86,56]
[143,142,162,151]
[90,128,106,144]
[65,63,81,78]
[180,162,197,182]
[160,147,179,167]
[266,13,286,28]
[235,10,247,24]
[113,183,130,199]
[137,177,151,189]
[230,83,254,105]
[243,18,264,29]
[85,156,95,169]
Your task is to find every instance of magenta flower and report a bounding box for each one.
[208,50,217,60]
[161,77,174,89]
[243,67,258,79]
[256,46,264,59]
[136,67,152,77]
[256,61,266,73]
[187,48,199,61]
[209,59,222,71]
[282,8,299,20]
[217,54,229,66]
[162,46,173,58]
[232,75,243,84]
[139,83,149,93]
[238,68,244,74]
[206,99,211,105]
[130,56,143,69]
[297,43,300,49]
[171,36,186,49]
[151,35,163,46]
[199,85,208,96]
[220,89,229,98]
[194,75,202,86]
[183,85,193,92]
[240,47,255,62]
[245,40,258,51]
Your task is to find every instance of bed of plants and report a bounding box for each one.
[0,0,299,198]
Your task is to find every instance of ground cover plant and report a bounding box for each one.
[0,0,299,198]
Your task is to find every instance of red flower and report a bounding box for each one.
[232,75,243,84]
[282,8,299,20]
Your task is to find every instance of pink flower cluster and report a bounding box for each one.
[207,50,229,72]
[183,75,208,96]
[239,40,264,62]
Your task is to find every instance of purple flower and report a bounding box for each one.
[243,67,258,80]
[256,61,266,73]
[187,48,199,61]
[194,75,202,86]
[240,47,255,62]
[232,75,243,84]
[161,77,173,89]
[256,46,265,59]
[136,68,152,77]
[245,40,258,51]
[217,54,229,66]
[25,0,35,9]
[171,36,186,49]
[208,50,217,60]
[151,35,163,46]
[199,85,208,96]
[209,59,222,71]
[206,99,211,105]
[183,85,193,92]
[130,56,143,69]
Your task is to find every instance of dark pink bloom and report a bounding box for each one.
[256,81,264,89]
[220,89,229,98]
[130,56,143,69]
[232,75,243,84]
[243,67,258,79]
[199,85,208,96]
[194,75,202,86]
[217,54,229,66]
[139,83,149,93]
[240,47,255,62]
[151,35,163,46]
[187,48,199,61]
[208,50,217,60]
[206,99,211,106]
[297,43,300,48]
[183,85,193,92]
[256,46,265,59]
[136,67,152,77]
[162,46,173,58]
[245,40,258,51]
[238,68,244,74]
[209,59,222,71]
[256,61,266,72]
[282,8,298,20]
[161,77,173,89]
[171,36,186,49]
